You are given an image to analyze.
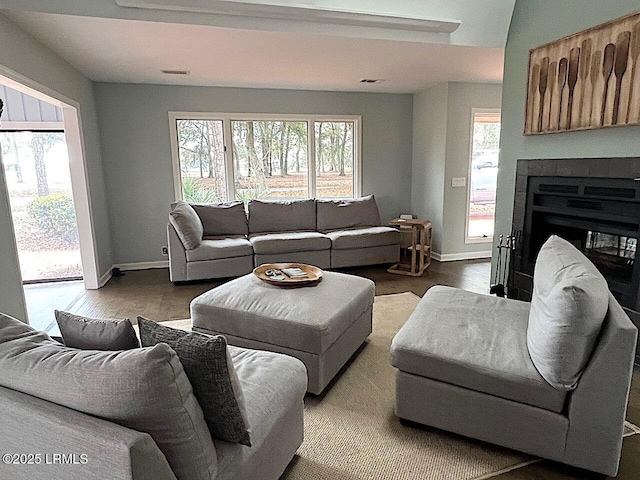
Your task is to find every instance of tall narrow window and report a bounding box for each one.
[170,114,361,202]
[176,119,227,202]
[315,121,354,198]
[466,109,501,242]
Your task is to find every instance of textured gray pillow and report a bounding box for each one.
[527,235,609,391]
[317,195,381,232]
[54,310,139,350]
[138,317,251,446]
[0,313,217,480]
[248,199,316,233]
[169,200,204,249]
[191,202,249,237]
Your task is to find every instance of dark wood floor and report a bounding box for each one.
[64,260,640,480]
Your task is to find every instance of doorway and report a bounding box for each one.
[0,128,83,283]
[0,74,99,331]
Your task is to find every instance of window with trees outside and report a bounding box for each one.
[171,114,360,203]
[466,109,501,243]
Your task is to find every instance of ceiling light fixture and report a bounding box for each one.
[162,69,190,75]
[360,79,384,84]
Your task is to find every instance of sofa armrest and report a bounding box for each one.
[563,294,638,476]
[0,386,177,480]
[168,223,188,282]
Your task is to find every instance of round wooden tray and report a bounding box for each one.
[253,263,323,287]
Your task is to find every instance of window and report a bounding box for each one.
[466,109,501,243]
[170,113,360,203]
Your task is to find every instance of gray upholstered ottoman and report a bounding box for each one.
[191,271,375,394]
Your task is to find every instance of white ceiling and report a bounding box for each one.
[2,1,514,93]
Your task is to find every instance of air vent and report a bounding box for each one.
[584,186,635,198]
[360,79,383,84]
[539,184,579,194]
[162,69,190,75]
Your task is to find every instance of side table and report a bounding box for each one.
[387,219,432,277]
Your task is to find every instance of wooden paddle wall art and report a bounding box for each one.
[525,11,640,135]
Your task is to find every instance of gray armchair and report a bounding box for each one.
[391,236,637,476]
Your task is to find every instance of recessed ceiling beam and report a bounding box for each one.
[115,0,461,34]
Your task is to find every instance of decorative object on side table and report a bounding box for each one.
[525,10,640,134]
[387,219,432,277]
[253,263,323,287]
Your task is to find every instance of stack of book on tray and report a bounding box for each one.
[281,267,308,278]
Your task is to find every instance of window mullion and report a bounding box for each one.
[307,120,316,198]
[223,117,235,202]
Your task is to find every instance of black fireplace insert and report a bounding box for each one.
[509,158,640,365]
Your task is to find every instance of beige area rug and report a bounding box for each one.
[160,293,640,480]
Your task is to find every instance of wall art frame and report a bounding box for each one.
[524,10,640,135]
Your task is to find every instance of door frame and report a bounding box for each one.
[0,67,100,290]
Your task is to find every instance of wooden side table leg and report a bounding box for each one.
[411,225,418,274]
[426,226,432,268]
[419,225,425,273]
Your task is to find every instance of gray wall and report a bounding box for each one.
[411,84,448,254]
[0,13,112,320]
[494,0,640,273]
[94,83,413,265]
[411,82,502,257]
[442,82,502,256]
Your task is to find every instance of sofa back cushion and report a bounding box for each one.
[317,195,381,232]
[248,199,316,233]
[169,201,204,250]
[527,235,609,391]
[0,313,217,480]
[191,202,249,237]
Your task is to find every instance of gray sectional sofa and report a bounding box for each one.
[0,313,307,480]
[390,235,638,476]
[168,196,400,282]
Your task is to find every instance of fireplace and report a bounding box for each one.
[509,158,640,363]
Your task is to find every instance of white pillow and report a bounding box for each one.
[527,235,608,390]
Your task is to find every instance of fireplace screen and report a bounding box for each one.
[584,232,637,283]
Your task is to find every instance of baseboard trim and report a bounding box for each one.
[114,261,170,271]
[432,251,492,262]
[98,269,113,288]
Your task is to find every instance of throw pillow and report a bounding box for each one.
[138,317,251,446]
[55,310,140,350]
[0,313,217,480]
[169,200,204,249]
[527,235,609,391]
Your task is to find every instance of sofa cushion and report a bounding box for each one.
[138,317,251,446]
[317,195,381,232]
[213,346,307,478]
[192,202,249,237]
[390,286,567,413]
[186,236,253,262]
[169,200,204,250]
[326,226,400,250]
[0,313,217,480]
[54,310,140,350]
[248,199,316,233]
[249,231,331,255]
[528,235,609,391]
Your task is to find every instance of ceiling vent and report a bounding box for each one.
[162,69,190,75]
[360,79,383,84]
